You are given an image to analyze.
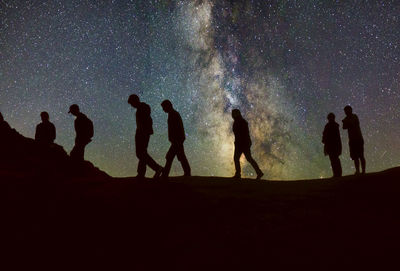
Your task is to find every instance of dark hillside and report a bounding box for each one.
[2,170,400,270]
[0,123,108,179]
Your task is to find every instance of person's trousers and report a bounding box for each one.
[135,133,161,177]
[163,142,191,177]
[234,145,261,176]
[71,138,90,161]
[329,154,342,177]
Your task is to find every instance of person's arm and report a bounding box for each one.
[177,114,185,142]
[336,125,342,155]
[51,123,56,142]
[322,126,327,144]
[35,124,40,141]
[342,118,348,130]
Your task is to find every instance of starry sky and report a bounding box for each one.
[1,0,399,179]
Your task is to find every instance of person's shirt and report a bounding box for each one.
[342,114,363,142]
[136,102,153,135]
[233,117,251,147]
[74,112,92,140]
[168,109,185,144]
[322,121,342,155]
[35,121,56,144]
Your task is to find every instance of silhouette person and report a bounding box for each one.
[160,100,191,178]
[231,109,264,179]
[128,94,163,179]
[342,105,366,174]
[322,113,342,177]
[68,104,93,161]
[35,111,56,144]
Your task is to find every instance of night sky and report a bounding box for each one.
[1,0,399,179]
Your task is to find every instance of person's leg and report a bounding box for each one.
[350,143,360,174]
[71,140,85,161]
[139,134,162,178]
[233,146,242,178]
[360,144,366,174]
[135,133,147,177]
[354,158,360,174]
[329,154,342,177]
[360,155,366,174]
[176,143,191,176]
[243,148,263,179]
[162,144,176,177]
[328,154,336,177]
[337,157,343,177]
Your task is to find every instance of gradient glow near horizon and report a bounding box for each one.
[1,1,399,179]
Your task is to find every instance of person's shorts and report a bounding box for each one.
[349,141,364,160]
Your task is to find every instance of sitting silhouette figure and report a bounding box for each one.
[35,111,56,144]
[68,104,93,161]
[322,113,342,177]
[160,100,191,178]
[0,112,12,148]
[0,112,11,133]
[128,94,163,179]
[231,109,263,180]
[342,105,366,174]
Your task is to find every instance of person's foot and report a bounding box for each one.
[354,171,361,175]
[183,173,191,177]
[256,171,264,180]
[153,167,163,179]
[232,173,241,179]
[135,174,145,180]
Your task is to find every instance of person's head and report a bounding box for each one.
[68,104,80,116]
[344,105,352,116]
[40,111,49,122]
[128,94,140,108]
[0,112,3,122]
[161,99,173,113]
[327,112,335,122]
[231,109,242,120]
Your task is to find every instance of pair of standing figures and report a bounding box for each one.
[128,95,264,179]
[322,105,366,177]
[127,94,191,179]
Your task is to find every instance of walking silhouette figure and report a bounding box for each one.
[231,109,263,180]
[322,113,342,177]
[160,100,191,178]
[68,104,93,161]
[35,111,56,144]
[128,94,163,179]
[342,105,366,174]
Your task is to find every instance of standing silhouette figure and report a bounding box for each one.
[128,94,163,179]
[342,105,366,174]
[160,100,191,178]
[68,104,93,161]
[35,111,56,144]
[322,113,342,177]
[231,109,264,180]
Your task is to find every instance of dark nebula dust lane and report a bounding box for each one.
[1,0,399,179]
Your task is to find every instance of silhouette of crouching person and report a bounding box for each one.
[322,113,342,177]
[68,104,93,161]
[232,109,263,180]
[160,100,191,178]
